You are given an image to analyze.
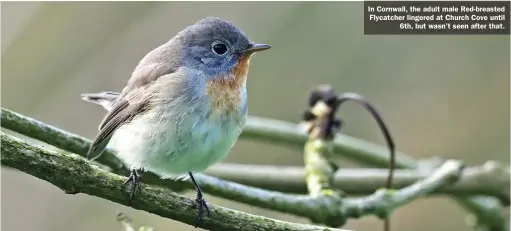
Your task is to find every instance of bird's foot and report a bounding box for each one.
[122,169,141,204]
[193,190,210,227]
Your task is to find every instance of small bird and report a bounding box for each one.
[81,17,270,224]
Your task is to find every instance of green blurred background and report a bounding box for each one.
[1,2,509,231]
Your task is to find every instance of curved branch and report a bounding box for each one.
[1,132,351,231]
[341,160,465,218]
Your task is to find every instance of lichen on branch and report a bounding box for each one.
[1,132,351,231]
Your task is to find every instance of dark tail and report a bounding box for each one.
[81,91,120,111]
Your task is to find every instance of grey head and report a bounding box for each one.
[170,17,271,79]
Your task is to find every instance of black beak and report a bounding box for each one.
[242,43,271,54]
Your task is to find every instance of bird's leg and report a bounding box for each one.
[188,172,210,227]
[122,169,141,204]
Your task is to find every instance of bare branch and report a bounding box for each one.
[205,163,510,204]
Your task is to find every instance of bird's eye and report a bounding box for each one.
[212,42,228,55]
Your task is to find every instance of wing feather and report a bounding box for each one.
[85,43,182,160]
[86,61,176,160]
[86,89,149,160]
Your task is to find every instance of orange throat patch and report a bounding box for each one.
[206,55,251,114]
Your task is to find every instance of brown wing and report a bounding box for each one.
[86,44,180,160]
[86,88,149,160]
[97,63,175,130]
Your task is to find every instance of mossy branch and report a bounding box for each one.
[1,132,351,231]
[304,139,339,198]
[2,130,466,229]
[1,107,509,230]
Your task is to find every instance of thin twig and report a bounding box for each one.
[335,92,395,190]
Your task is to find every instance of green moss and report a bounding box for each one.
[2,132,351,231]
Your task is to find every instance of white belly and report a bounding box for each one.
[108,109,245,179]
